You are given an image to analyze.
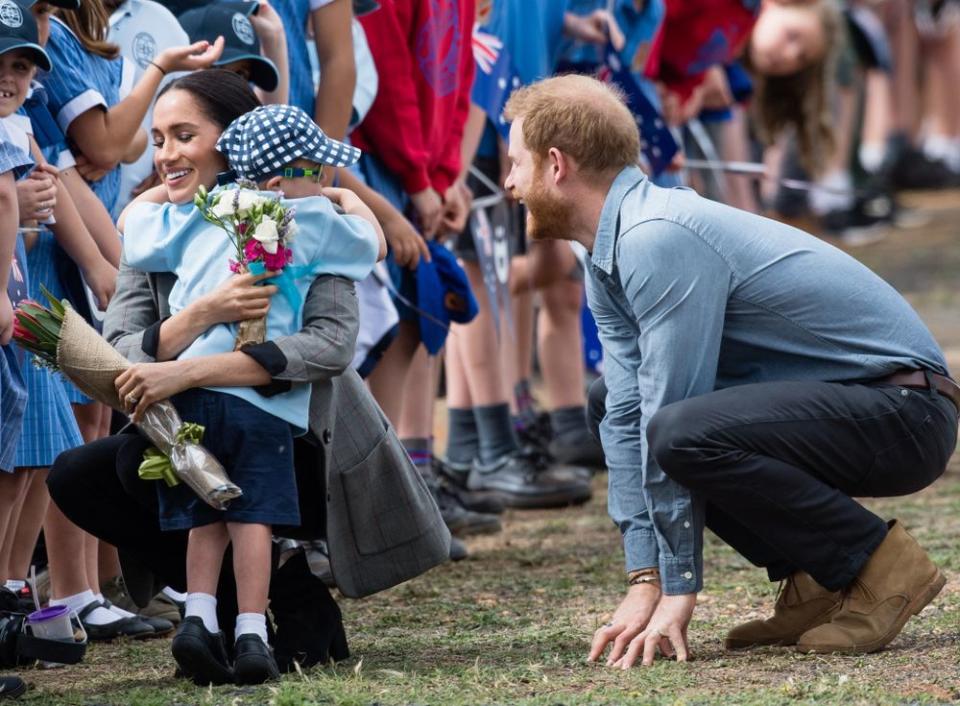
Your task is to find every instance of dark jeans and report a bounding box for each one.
[587,374,958,590]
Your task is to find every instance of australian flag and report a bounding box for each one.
[599,42,678,176]
[471,24,522,139]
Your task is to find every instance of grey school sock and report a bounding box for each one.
[445,408,480,466]
[550,405,588,438]
[401,437,431,468]
[474,403,520,465]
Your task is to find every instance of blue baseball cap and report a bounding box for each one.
[13,0,82,10]
[416,241,478,355]
[178,1,279,92]
[0,0,51,71]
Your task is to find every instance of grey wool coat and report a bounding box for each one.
[104,258,450,598]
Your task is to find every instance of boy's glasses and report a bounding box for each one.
[279,166,324,184]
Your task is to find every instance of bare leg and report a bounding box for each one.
[186,523,229,596]
[367,321,420,426]
[7,469,49,580]
[97,542,121,587]
[45,501,92,599]
[882,0,920,138]
[538,277,587,410]
[0,471,32,581]
[458,262,509,407]
[444,327,473,410]
[72,402,105,444]
[226,523,271,615]
[503,286,533,411]
[397,346,439,441]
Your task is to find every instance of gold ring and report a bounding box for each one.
[126,394,139,407]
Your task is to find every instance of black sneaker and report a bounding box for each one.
[449,537,469,562]
[233,635,280,685]
[820,187,894,245]
[0,675,25,699]
[99,599,173,638]
[467,451,592,509]
[420,466,502,537]
[516,414,595,480]
[433,458,505,514]
[548,426,605,470]
[171,616,233,686]
[888,146,960,191]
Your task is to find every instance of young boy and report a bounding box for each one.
[122,104,381,685]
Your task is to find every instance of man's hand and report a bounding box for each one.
[409,186,443,238]
[587,583,661,666]
[15,166,58,222]
[0,292,14,345]
[115,361,194,422]
[564,9,612,45]
[614,593,697,668]
[383,213,429,269]
[441,180,471,237]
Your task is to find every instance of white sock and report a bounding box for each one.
[858,142,886,174]
[235,613,268,644]
[809,169,854,215]
[162,587,187,603]
[50,590,119,626]
[97,592,137,619]
[184,592,219,633]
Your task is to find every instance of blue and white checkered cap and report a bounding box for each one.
[216,104,361,182]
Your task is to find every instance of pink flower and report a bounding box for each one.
[263,247,292,271]
[229,259,241,274]
[244,239,265,262]
[237,222,248,235]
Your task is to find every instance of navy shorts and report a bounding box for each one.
[157,389,300,531]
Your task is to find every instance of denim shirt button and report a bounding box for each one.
[684,571,693,580]
[683,521,690,528]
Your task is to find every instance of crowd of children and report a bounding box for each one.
[0,0,956,695]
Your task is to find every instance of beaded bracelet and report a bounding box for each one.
[628,568,661,586]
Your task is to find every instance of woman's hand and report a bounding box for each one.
[196,271,278,326]
[81,257,119,311]
[16,166,58,222]
[154,37,225,74]
[115,361,194,422]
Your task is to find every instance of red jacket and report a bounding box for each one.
[644,0,759,101]
[354,0,476,196]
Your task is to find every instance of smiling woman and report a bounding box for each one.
[149,70,261,205]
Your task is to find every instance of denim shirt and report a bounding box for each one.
[584,166,948,594]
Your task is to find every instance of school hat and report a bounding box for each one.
[0,0,51,71]
[353,0,379,16]
[178,1,279,91]
[12,0,81,10]
[217,103,361,182]
[415,241,478,355]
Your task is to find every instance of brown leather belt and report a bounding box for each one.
[880,370,960,417]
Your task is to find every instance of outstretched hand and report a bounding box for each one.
[587,583,661,666]
[614,593,696,668]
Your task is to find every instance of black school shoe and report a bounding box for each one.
[0,675,25,699]
[171,617,233,686]
[233,635,279,685]
[99,599,174,638]
[78,601,154,641]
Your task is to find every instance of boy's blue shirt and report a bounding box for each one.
[123,190,379,434]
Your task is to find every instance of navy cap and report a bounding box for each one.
[416,241,478,355]
[353,0,379,16]
[0,0,51,71]
[178,1,279,91]
[217,104,361,182]
[13,0,82,10]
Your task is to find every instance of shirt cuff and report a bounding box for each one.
[240,341,292,398]
[659,556,702,595]
[56,89,107,133]
[623,527,660,574]
[140,316,169,358]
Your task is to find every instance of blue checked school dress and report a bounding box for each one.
[43,17,134,220]
[0,124,34,472]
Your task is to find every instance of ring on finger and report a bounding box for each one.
[125,393,139,407]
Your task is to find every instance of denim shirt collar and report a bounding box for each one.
[591,165,647,275]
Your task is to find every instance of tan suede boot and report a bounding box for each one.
[725,571,842,650]
[796,520,947,654]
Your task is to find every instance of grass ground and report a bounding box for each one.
[17,193,960,705]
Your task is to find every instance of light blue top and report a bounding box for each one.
[0,121,33,180]
[123,191,379,434]
[584,166,948,594]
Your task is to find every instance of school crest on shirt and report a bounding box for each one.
[232,12,255,46]
[132,32,158,69]
[0,0,23,29]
